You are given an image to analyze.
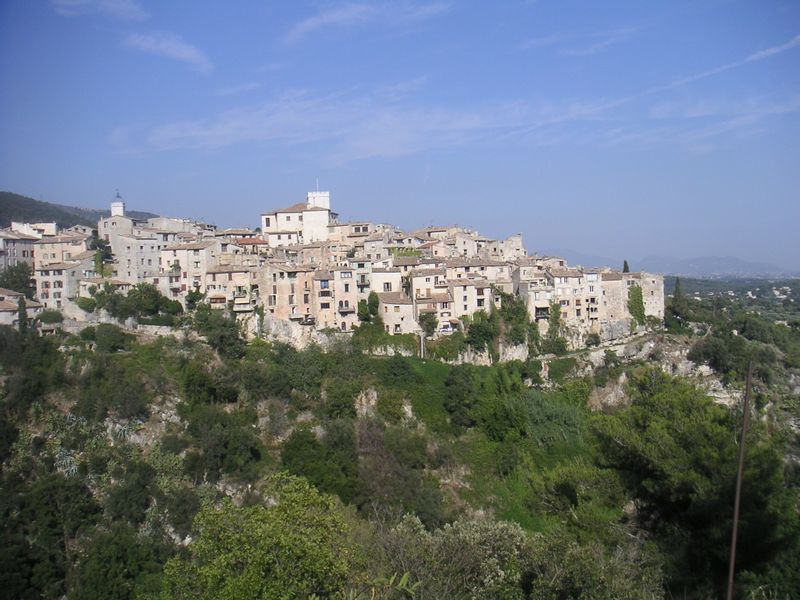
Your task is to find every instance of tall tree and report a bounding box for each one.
[622,260,630,273]
[17,297,27,334]
[158,474,353,599]
[0,263,34,298]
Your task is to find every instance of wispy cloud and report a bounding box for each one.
[510,32,800,139]
[113,34,800,159]
[560,27,639,56]
[284,1,450,43]
[51,0,149,20]
[124,32,213,73]
[518,34,568,51]
[216,82,261,97]
[113,86,525,162]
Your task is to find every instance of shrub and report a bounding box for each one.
[37,309,63,324]
[548,357,577,382]
[94,323,131,352]
[76,297,97,312]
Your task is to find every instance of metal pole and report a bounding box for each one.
[725,361,753,600]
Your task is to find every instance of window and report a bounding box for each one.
[321,302,330,309]
[344,283,350,293]
[286,215,291,221]
[320,280,329,289]
[304,293,309,304]
[341,271,352,278]
[265,217,271,227]
[394,306,400,312]
[383,282,392,292]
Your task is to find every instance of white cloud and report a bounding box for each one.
[51,0,149,20]
[216,82,261,97]
[115,86,525,162]
[560,27,639,56]
[124,32,213,73]
[518,34,569,50]
[284,1,450,43]
[113,34,800,159]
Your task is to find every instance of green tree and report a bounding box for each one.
[367,291,380,317]
[623,259,630,273]
[357,299,371,323]
[0,262,34,298]
[158,474,353,599]
[418,311,438,338]
[17,296,27,334]
[590,370,796,594]
[627,284,646,327]
[375,514,530,600]
[72,523,166,600]
[185,289,204,311]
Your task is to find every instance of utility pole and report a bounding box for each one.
[726,362,753,600]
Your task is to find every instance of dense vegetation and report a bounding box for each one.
[1,277,798,598]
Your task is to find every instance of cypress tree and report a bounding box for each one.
[623,260,630,273]
[17,297,27,334]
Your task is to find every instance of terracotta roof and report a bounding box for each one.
[0,287,23,298]
[163,241,216,251]
[233,238,269,245]
[36,261,80,271]
[392,256,421,266]
[378,292,412,305]
[549,267,584,278]
[445,258,507,268]
[601,272,623,281]
[0,230,38,240]
[207,264,255,274]
[35,234,88,244]
[411,267,446,276]
[262,202,330,215]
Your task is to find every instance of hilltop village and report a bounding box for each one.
[2,191,663,345]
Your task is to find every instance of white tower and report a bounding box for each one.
[306,191,330,210]
[110,190,125,217]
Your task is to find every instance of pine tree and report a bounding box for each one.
[622,260,630,273]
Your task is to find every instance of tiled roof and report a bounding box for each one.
[262,202,330,215]
[163,241,216,251]
[378,292,412,305]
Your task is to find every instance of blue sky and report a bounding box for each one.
[1,1,798,268]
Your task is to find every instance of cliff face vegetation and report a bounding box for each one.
[1,279,799,599]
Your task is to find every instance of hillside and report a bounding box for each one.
[0,191,158,229]
[0,283,798,598]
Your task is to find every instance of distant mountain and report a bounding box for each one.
[638,255,797,278]
[537,248,624,270]
[537,246,796,278]
[0,191,158,230]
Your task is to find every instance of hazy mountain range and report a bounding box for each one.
[0,191,157,230]
[539,248,797,279]
[1,192,794,278]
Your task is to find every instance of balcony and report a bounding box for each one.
[318,290,332,298]
[337,304,355,314]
